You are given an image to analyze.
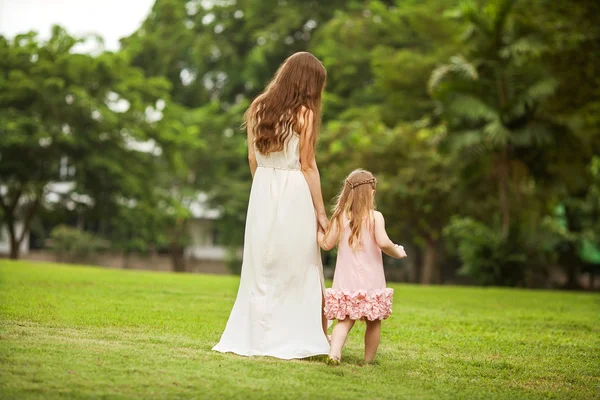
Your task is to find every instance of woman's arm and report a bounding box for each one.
[247,120,258,178]
[374,211,407,259]
[299,108,328,231]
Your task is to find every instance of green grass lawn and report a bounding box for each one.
[0,261,599,399]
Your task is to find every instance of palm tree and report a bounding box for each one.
[428,0,560,238]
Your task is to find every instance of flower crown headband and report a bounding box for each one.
[345,177,377,190]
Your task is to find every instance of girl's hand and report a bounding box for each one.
[317,213,329,232]
[395,244,407,258]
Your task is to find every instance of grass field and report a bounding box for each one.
[0,261,599,399]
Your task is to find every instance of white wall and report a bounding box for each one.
[185,218,226,261]
[185,246,227,261]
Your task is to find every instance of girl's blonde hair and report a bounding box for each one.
[244,52,326,155]
[327,169,377,249]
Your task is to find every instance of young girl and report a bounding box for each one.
[318,169,407,364]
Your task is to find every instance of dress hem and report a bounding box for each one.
[212,346,329,360]
[324,288,394,321]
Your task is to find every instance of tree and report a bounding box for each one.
[0,26,172,259]
[121,0,355,106]
[314,0,461,282]
[531,0,600,288]
[119,0,363,255]
[376,126,458,284]
[27,0,591,288]
[427,0,598,287]
[313,0,459,126]
[429,0,567,238]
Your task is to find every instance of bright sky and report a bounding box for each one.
[0,0,155,51]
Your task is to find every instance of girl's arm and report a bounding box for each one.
[318,219,340,251]
[374,211,407,259]
[247,120,258,178]
[299,108,328,231]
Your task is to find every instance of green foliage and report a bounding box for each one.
[540,157,600,282]
[119,0,363,258]
[445,218,533,286]
[49,225,108,263]
[114,0,599,286]
[0,26,175,259]
[3,0,598,285]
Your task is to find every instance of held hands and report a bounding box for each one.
[317,231,326,248]
[317,213,329,233]
[316,213,331,251]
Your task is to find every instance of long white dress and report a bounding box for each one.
[212,133,330,359]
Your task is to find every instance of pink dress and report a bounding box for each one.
[324,218,394,321]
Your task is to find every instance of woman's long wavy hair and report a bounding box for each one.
[327,169,377,250]
[244,52,326,155]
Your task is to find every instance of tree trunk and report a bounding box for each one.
[9,234,20,260]
[169,219,187,273]
[498,156,510,239]
[559,242,582,290]
[170,244,186,273]
[5,194,41,261]
[561,206,583,290]
[495,68,511,239]
[420,239,439,285]
[77,213,84,230]
[4,216,19,259]
[564,262,582,290]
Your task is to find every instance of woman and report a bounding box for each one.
[213,52,330,359]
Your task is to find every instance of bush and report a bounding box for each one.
[49,225,108,264]
[444,217,550,287]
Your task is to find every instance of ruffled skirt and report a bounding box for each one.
[324,288,394,321]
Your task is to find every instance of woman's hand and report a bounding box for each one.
[317,213,329,233]
[317,231,326,249]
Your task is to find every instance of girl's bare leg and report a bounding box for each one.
[364,320,381,363]
[329,318,355,361]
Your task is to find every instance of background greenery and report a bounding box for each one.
[1,260,598,399]
[1,0,599,287]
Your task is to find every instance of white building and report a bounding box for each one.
[185,193,228,263]
[0,185,228,268]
